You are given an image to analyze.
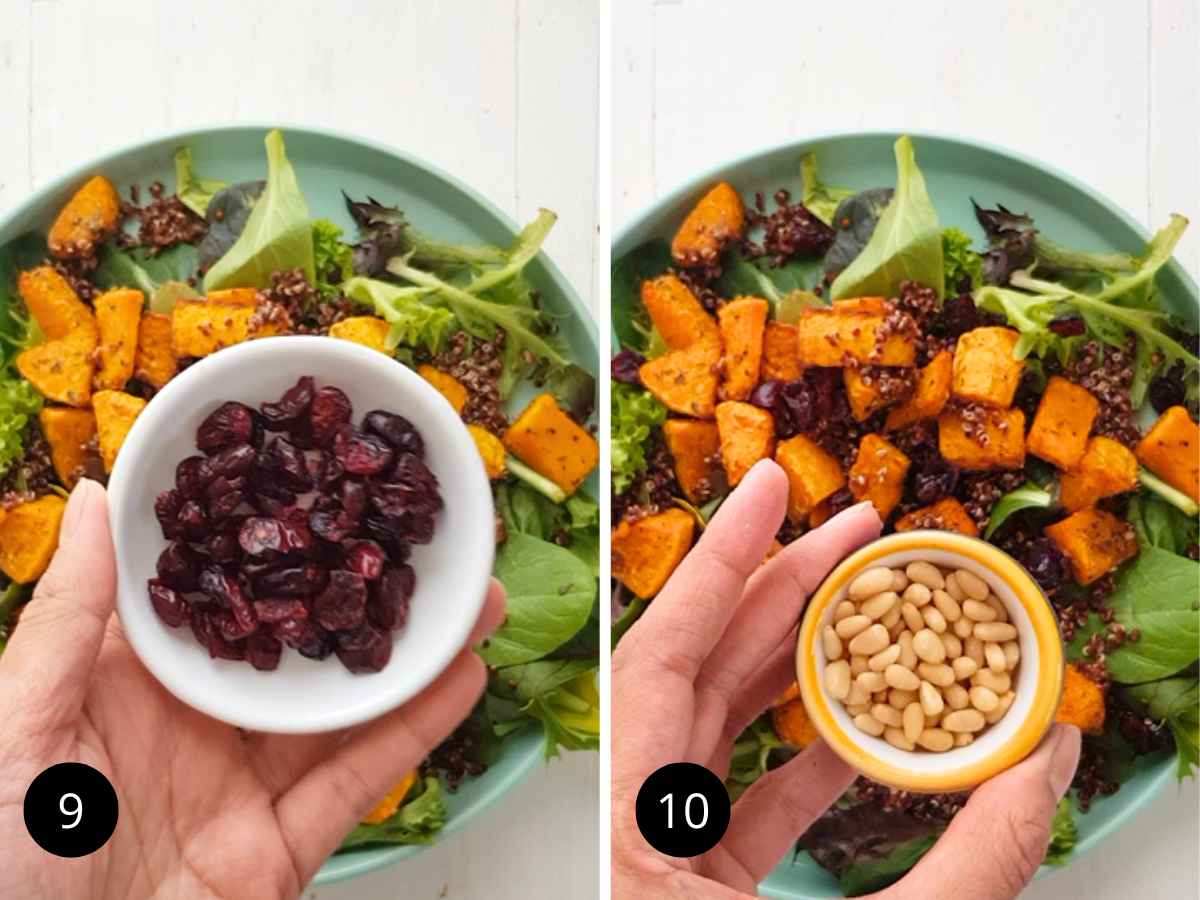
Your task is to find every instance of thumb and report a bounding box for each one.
[880,723,1081,900]
[0,479,117,736]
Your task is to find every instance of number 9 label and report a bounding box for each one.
[23,763,118,857]
[635,763,731,858]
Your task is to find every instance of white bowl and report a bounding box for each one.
[108,336,495,733]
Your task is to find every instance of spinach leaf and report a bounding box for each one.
[830,136,943,301]
[544,363,597,423]
[716,246,823,311]
[489,659,599,758]
[611,241,673,351]
[95,243,200,303]
[800,152,853,227]
[612,383,667,494]
[983,482,1053,539]
[496,481,563,541]
[339,777,446,848]
[821,188,893,280]
[1129,492,1199,554]
[726,715,785,802]
[1122,677,1199,778]
[173,147,226,218]
[1043,798,1078,865]
[197,180,264,268]
[203,130,314,290]
[838,835,937,896]
[341,276,456,354]
[1104,547,1200,683]
[481,532,596,667]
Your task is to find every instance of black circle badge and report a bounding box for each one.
[23,763,118,857]
[635,762,731,858]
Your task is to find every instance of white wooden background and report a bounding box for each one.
[0,2,600,900]
[614,1,1198,898]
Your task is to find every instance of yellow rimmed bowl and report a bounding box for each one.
[796,530,1065,793]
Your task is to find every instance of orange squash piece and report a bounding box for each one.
[206,288,259,307]
[0,495,67,583]
[611,508,695,598]
[761,321,802,382]
[808,499,833,528]
[17,266,93,339]
[715,401,775,486]
[16,323,98,407]
[362,771,419,825]
[772,698,819,749]
[48,175,121,258]
[171,299,288,358]
[134,313,177,388]
[938,407,1026,470]
[718,297,768,401]
[93,288,144,391]
[1059,436,1139,512]
[843,367,912,422]
[329,316,391,354]
[885,350,953,431]
[502,394,598,497]
[795,307,916,367]
[848,433,911,520]
[895,497,979,537]
[1026,376,1098,470]
[1055,664,1107,735]
[640,274,719,351]
[467,425,506,480]
[638,338,721,419]
[39,407,97,489]
[671,182,745,268]
[775,433,845,522]
[1044,508,1138,585]
[951,327,1023,408]
[418,365,468,414]
[1135,405,1199,503]
[662,419,724,504]
[93,390,147,473]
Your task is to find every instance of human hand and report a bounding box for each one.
[0,479,504,900]
[611,460,1081,900]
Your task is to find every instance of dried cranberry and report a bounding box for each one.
[937,295,978,338]
[175,455,214,499]
[177,500,210,541]
[1048,317,1086,337]
[773,378,816,436]
[197,401,256,452]
[267,437,312,491]
[312,451,345,490]
[749,379,783,410]
[205,530,241,564]
[912,459,960,504]
[209,634,247,661]
[335,623,392,673]
[246,632,283,671]
[155,489,185,539]
[312,570,368,632]
[309,386,353,447]
[340,479,368,521]
[272,619,333,660]
[333,425,394,476]
[189,612,219,655]
[156,542,200,592]
[207,443,257,479]
[610,349,645,386]
[309,507,352,543]
[368,565,414,630]
[252,562,327,598]
[1023,539,1070,593]
[1117,708,1174,755]
[206,475,247,520]
[227,585,257,636]
[260,375,315,431]
[254,598,309,622]
[213,609,254,642]
[344,540,386,580]
[369,481,437,519]
[1148,369,1186,414]
[364,410,425,458]
[364,515,412,557]
[389,454,441,506]
[148,579,190,627]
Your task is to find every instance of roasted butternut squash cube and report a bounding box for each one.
[16,324,97,407]
[717,297,768,401]
[1135,405,1199,503]
[17,266,93,339]
[844,366,913,422]
[848,433,911,520]
[1055,664,1106,735]
[502,394,598,497]
[362,771,419,825]
[417,365,468,414]
[39,407,96,489]
[808,499,833,528]
[1059,436,1139,512]
[206,288,259,307]
[715,401,775,486]
[1045,508,1138,585]
[329,316,391,354]
[171,299,287,358]
[638,338,720,419]
[671,182,745,267]
[885,350,953,431]
[662,418,724,504]
[938,407,1025,470]
[0,495,67,583]
[93,390,147,473]
[832,297,889,315]
[611,508,695,598]
[951,327,1023,407]
[775,433,845,522]
[134,313,176,388]
[772,698,819,749]
[761,322,802,382]
[467,425,506,480]
[895,496,979,536]
[795,308,916,367]
[48,175,120,258]
[1026,376,1098,470]
[93,288,143,391]
[640,274,719,350]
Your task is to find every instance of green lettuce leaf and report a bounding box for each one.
[726,715,785,802]
[341,276,456,354]
[983,482,1053,539]
[488,659,599,758]
[339,777,446,848]
[1104,547,1200,683]
[173,147,227,218]
[611,383,667,495]
[203,130,315,290]
[0,376,42,478]
[1043,798,1078,865]
[800,152,853,227]
[830,136,943,301]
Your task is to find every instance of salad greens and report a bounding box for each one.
[800,152,853,228]
[340,778,447,848]
[1044,799,1079,866]
[311,219,355,298]
[1122,678,1199,778]
[612,383,667,494]
[173,147,226,218]
[0,378,42,478]
[340,276,454,353]
[983,481,1054,539]
[941,226,983,294]
[611,240,672,352]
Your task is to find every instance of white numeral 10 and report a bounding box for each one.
[658,792,709,830]
[59,793,82,830]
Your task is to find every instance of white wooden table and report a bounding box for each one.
[0,2,600,899]
[614,1,1198,898]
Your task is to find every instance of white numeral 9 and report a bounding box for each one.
[59,792,82,830]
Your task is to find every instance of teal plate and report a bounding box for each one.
[0,125,598,887]
[612,131,1196,899]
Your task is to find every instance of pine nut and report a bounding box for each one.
[1003,641,1020,669]
[889,688,918,709]
[922,605,948,634]
[903,702,924,742]
[847,702,871,716]
[861,591,899,620]
[972,669,1011,694]
[951,656,978,680]
[845,683,871,706]
[898,631,918,668]
[944,683,970,710]
[825,660,851,699]
[984,641,1007,673]
[849,624,890,656]
[917,728,954,751]
[940,632,963,659]
[887,617,905,640]
[834,600,857,622]
[902,582,932,607]
[901,602,925,632]
[869,643,902,672]
[954,568,989,601]
[884,727,915,750]
[881,604,902,630]
[835,614,872,639]
[985,594,1009,622]
[962,599,997,622]
[822,626,844,661]
[872,704,903,727]
[969,685,1000,712]
[905,561,944,590]
[919,680,944,716]
[912,629,945,664]
[853,713,885,736]
[849,567,896,599]
[954,732,974,747]
[855,671,886,693]
[965,637,984,666]
[943,571,966,601]
[974,622,1017,642]
[953,616,974,638]
[850,654,869,676]
[985,691,1016,724]
[943,709,986,733]
[885,663,921,691]
[891,569,909,592]
[932,589,962,622]
[918,662,956,687]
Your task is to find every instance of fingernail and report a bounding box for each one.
[60,479,96,544]
[1048,724,1081,797]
